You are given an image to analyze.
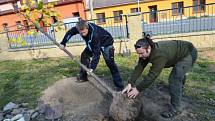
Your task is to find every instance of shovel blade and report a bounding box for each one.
[122,49,131,57]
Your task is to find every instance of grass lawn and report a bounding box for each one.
[0,49,215,111]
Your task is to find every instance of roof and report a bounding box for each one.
[93,0,144,9]
[54,0,83,6]
[0,0,83,15]
[0,0,17,4]
[0,0,82,5]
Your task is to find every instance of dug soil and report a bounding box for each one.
[40,77,215,121]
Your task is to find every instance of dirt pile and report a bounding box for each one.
[40,77,215,121]
[40,77,110,120]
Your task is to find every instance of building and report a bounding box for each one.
[86,0,215,24]
[0,0,86,31]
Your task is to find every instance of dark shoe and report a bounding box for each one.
[76,79,88,83]
[161,109,181,118]
[76,75,88,83]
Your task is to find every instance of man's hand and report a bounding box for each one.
[122,83,132,94]
[59,44,65,50]
[87,69,93,75]
[127,87,139,98]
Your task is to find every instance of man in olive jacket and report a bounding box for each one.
[122,37,197,118]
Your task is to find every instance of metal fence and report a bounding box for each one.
[5,16,127,49]
[4,3,215,49]
[62,16,128,44]
[6,27,55,49]
[89,17,128,39]
[142,3,215,37]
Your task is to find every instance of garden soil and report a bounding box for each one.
[40,77,215,121]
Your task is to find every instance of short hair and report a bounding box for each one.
[76,18,89,30]
[134,37,155,49]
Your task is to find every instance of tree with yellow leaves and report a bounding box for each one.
[11,0,63,47]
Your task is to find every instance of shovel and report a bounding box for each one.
[121,23,131,57]
[31,21,142,121]
[122,39,131,57]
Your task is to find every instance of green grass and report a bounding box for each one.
[0,58,80,108]
[185,58,215,102]
[0,51,215,110]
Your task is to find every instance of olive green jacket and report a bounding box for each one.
[129,40,194,91]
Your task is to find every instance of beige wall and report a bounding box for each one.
[0,15,215,61]
[0,32,9,52]
[153,31,215,49]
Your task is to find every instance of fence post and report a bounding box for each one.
[127,14,142,40]
[125,15,129,38]
[124,14,142,52]
[0,31,9,52]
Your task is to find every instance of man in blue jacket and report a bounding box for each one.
[60,19,124,90]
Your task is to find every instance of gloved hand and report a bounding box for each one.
[87,69,93,75]
[59,44,65,50]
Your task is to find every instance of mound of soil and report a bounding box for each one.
[40,77,215,121]
[40,77,111,121]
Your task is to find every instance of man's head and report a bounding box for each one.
[76,19,89,36]
[134,38,153,59]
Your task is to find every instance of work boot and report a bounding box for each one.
[161,106,182,118]
[76,74,88,83]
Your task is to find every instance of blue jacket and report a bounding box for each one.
[60,23,114,70]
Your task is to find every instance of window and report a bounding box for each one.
[149,6,157,23]
[130,8,141,13]
[51,16,58,23]
[2,23,8,28]
[39,20,45,27]
[16,21,22,29]
[2,23,8,31]
[73,12,80,17]
[96,13,106,24]
[193,0,205,13]
[23,20,30,30]
[172,2,184,15]
[113,10,123,22]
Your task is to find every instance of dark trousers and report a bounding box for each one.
[79,45,124,89]
[169,47,197,111]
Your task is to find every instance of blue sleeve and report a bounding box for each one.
[90,35,101,70]
[60,27,79,46]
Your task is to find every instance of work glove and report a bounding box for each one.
[59,44,65,50]
[87,69,93,75]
